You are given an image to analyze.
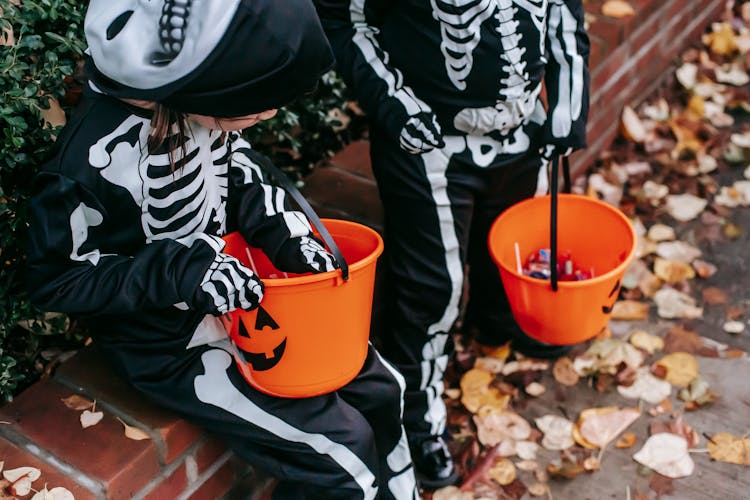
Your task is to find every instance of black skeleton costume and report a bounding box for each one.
[315,0,590,484]
[27,1,418,498]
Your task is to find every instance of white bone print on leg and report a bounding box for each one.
[193,348,379,500]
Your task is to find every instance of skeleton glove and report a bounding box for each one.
[399,111,445,154]
[191,253,264,315]
[273,236,338,274]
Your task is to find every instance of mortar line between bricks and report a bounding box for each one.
[131,438,206,500]
[176,450,234,500]
[0,425,107,498]
[54,374,170,464]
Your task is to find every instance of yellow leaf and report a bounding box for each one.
[654,352,698,387]
[704,22,737,57]
[653,258,695,283]
[616,433,637,449]
[687,95,705,118]
[629,330,664,354]
[707,433,750,465]
[116,417,151,441]
[610,300,650,320]
[489,458,516,486]
[602,0,635,18]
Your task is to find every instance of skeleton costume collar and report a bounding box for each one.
[84,0,335,117]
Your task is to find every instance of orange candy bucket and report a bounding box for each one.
[488,193,637,345]
[221,219,383,398]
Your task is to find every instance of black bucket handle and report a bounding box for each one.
[252,154,349,281]
[550,154,572,292]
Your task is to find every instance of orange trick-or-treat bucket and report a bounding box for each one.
[221,219,383,398]
[488,194,637,345]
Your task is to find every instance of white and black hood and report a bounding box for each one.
[84,0,334,116]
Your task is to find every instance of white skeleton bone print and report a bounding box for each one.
[88,115,229,243]
[433,0,548,146]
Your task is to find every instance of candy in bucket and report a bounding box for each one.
[516,246,594,281]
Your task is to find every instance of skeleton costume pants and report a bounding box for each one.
[99,338,415,500]
[370,128,545,443]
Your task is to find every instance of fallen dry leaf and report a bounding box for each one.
[583,456,601,471]
[116,417,151,441]
[692,259,717,278]
[474,410,531,448]
[723,222,743,239]
[656,241,702,263]
[611,300,650,320]
[620,105,648,142]
[31,487,76,500]
[432,486,473,500]
[618,367,672,404]
[488,458,516,486]
[647,224,676,242]
[649,414,700,448]
[10,476,32,496]
[577,407,640,449]
[704,22,738,56]
[61,394,95,411]
[535,415,575,451]
[473,357,505,374]
[547,456,586,479]
[527,483,548,497]
[602,0,635,18]
[723,321,745,334]
[553,357,580,386]
[584,338,645,374]
[633,433,695,478]
[501,359,549,375]
[629,330,664,354]
[676,62,698,89]
[665,194,708,222]
[654,258,695,283]
[653,352,698,387]
[678,375,718,409]
[80,409,104,429]
[2,467,41,484]
[653,288,703,319]
[707,432,750,465]
[515,441,539,461]
[616,433,637,449]
[525,382,546,397]
[702,287,729,305]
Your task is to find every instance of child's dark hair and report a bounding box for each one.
[146,103,191,171]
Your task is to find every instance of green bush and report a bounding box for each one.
[0,0,356,400]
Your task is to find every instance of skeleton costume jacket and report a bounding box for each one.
[27,91,316,358]
[315,0,590,167]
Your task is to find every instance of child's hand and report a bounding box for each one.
[273,236,338,274]
[192,253,264,315]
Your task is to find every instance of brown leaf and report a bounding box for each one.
[649,414,700,448]
[620,105,648,142]
[702,287,729,305]
[649,473,675,496]
[723,222,743,239]
[692,259,718,278]
[629,330,664,354]
[725,305,745,320]
[553,357,580,386]
[61,394,95,411]
[578,407,640,449]
[116,417,151,441]
[547,457,586,479]
[653,258,695,283]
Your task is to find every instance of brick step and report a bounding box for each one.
[0,347,273,499]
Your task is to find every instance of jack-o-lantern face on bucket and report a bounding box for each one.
[231,306,287,371]
[601,279,621,314]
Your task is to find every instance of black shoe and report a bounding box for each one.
[475,318,574,359]
[410,436,459,490]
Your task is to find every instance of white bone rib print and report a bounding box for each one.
[430,0,496,91]
[89,117,228,243]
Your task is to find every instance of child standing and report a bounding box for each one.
[315,0,590,488]
[26,1,417,498]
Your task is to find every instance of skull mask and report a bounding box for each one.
[85,0,241,92]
